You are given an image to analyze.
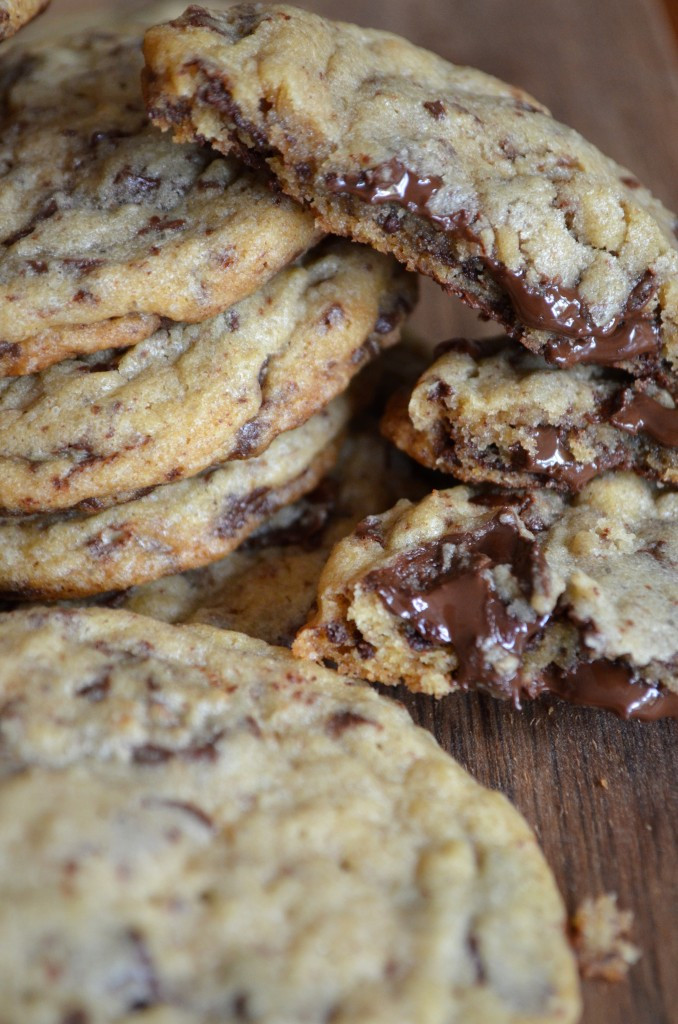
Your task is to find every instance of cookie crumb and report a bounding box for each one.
[570,893,641,981]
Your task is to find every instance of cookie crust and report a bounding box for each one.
[0,606,580,1023]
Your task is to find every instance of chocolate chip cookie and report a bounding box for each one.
[0,0,48,41]
[143,3,678,381]
[381,336,678,491]
[0,241,414,513]
[0,397,348,599]
[0,606,580,1023]
[0,28,320,373]
[113,423,431,643]
[294,477,678,719]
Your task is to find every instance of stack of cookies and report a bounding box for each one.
[141,3,678,721]
[0,23,415,600]
[6,3,678,1021]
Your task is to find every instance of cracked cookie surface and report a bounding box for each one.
[0,397,347,599]
[0,241,414,513]
[382,336,678,491]
[144,3,678,382]
[0,28,320,373]
[294,478,678,717]
[0,606,580,1024]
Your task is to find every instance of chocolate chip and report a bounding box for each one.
[214,487,271,538]
[326,710,377,737]
[138,216,186,235]
[76,674,111,702]
[325,621,350,646]
[354,516,385,546]
[231,420,264,459]
[423,99,446,119]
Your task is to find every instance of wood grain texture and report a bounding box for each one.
[15,1,678,1022]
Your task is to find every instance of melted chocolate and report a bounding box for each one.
[489,263,660,366]
[544,318,660,368]
[517,426,604,489]
[326,158,444,217]
[366,514,547,691]
[325,159,660,366]
[610,390,678,448]
[541,660,678,721]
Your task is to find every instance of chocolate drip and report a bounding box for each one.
[610,390,678,448]
[516,426,605,489]
[366,514,546,690]
[326,159,660,366]
[541,660,678,721]
[326,158,478,239]
[488,265,658,358]
[544,318,660,368]
[327,158,444,216]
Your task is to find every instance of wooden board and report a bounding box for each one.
[20,1,678,1021]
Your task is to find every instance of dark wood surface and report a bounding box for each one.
[36,1,678,1021]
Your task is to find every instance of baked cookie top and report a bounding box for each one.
[0,0,48,41]
[381,336,678,491]
[0,241,414,513]
[294,478,678,716]
[0,28,320,362]
[144,4,678,380]
[0,396,347,599]
[0,606,580,1023]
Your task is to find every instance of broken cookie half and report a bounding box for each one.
[143,3,678,384]
[381,336,678,492]
[294,476,678,719]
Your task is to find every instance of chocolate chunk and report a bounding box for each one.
[354,515,385,546]
[3,198,58,247]
[113,166,161,202]
[514,426,611,490]
[326,710,377,737]
[176,5,235,35]
[487,263,660,366]
[231,419,264,459]
[610,391,678,447]
[214,487,271,538]
[327,158,447,223]
[423,100,446,119]
[544,318,660,368]
[138,215,187,235]
[540,660,678,721]
[61,258,104,275]
[75,674,111,702]
[366,513,547,692]
[0,341,20,359]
